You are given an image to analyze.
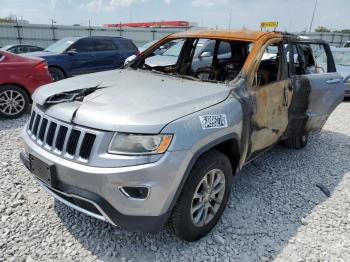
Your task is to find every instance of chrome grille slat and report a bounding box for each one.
[51,123,60,151]
[55,126,68,152]
[32,114,41,136]
[38,118,48,142]
[66,129,81,156]
[79,133,96,160]
[75,130,86,160]
[28,111,36,132]
[46,121,57,147]
[27,110,98,162]
[62,127,73,155]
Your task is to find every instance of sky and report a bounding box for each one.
[0,0,349,32]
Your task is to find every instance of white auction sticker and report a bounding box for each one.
[199,114,228,129]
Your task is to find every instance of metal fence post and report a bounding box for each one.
[340,34,343,46]
[15,18,22,44]
[51,20,57,44]
[87,20,93,36]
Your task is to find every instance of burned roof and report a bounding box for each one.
[169,29,282,42]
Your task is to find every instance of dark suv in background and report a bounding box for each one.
[25,36,138,81]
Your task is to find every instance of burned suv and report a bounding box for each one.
[20,30,344,241]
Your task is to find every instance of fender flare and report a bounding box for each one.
[166,133,240,213]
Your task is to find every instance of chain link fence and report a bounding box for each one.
[0,23,349,48]
[0,23,189,48]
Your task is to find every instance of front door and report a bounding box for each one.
[67,38,96,75]
[248,39,292,157]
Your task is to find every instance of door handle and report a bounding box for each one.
[326,78,341,84]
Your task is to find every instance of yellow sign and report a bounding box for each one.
[260,21,278,29]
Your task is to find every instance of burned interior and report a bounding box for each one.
[131,37,253,83]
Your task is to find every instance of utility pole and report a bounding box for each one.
[309,0,318,32]
[228,12,232,29]
[88,19,92,36]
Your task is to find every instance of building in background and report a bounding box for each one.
[104,21,197,28]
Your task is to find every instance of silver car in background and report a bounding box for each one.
[331,48,350,97]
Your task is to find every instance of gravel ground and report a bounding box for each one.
[1,101,350,262]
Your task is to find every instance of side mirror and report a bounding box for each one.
[124,55,136,66]
[67,49,77,55]
[200,51,212,58]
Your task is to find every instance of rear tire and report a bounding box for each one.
[168,150,232,241]
[0,85,29,119]
[283,135,308,149]
[49,67,65,82]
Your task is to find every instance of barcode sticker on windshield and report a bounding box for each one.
[199,114,228,129]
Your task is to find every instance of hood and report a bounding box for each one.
[145,55,177,67]
[22,51,58,58]
[33,69,230,133]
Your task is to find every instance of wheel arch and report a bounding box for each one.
[167,133,241,213]
[48,65,68,78]
[0,83,32,102]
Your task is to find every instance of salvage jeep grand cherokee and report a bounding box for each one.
[20,30,344,241]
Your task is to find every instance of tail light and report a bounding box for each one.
[33,61,48,71]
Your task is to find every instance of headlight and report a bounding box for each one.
[108,133,173,155]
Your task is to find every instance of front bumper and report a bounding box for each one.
[21,128,192,231]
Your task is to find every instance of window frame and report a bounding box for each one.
[288,41,336,76]
[69,38,95,53]
[93,39,118,52]
[249,38,288,89]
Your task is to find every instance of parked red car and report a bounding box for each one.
[0,51,52,119]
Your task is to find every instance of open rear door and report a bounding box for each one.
[285,41,344,136]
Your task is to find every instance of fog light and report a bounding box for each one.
[119,186,149,200]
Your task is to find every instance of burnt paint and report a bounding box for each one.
[283,76,312,138]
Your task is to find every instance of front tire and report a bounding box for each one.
[0,85,29,119]
[169,150,232,241]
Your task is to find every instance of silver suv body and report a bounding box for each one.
[21,30,344,241]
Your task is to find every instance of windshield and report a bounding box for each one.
[332,51,350,66]
[140,40,158,50]
[161,40,185,57]
[45,38,79,53]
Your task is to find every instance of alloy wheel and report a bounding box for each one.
[0,90,26,116]
[190,168,226,227]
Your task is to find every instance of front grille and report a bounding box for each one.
[27,110,97,161]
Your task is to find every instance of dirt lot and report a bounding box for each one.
[1,101,350,262]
